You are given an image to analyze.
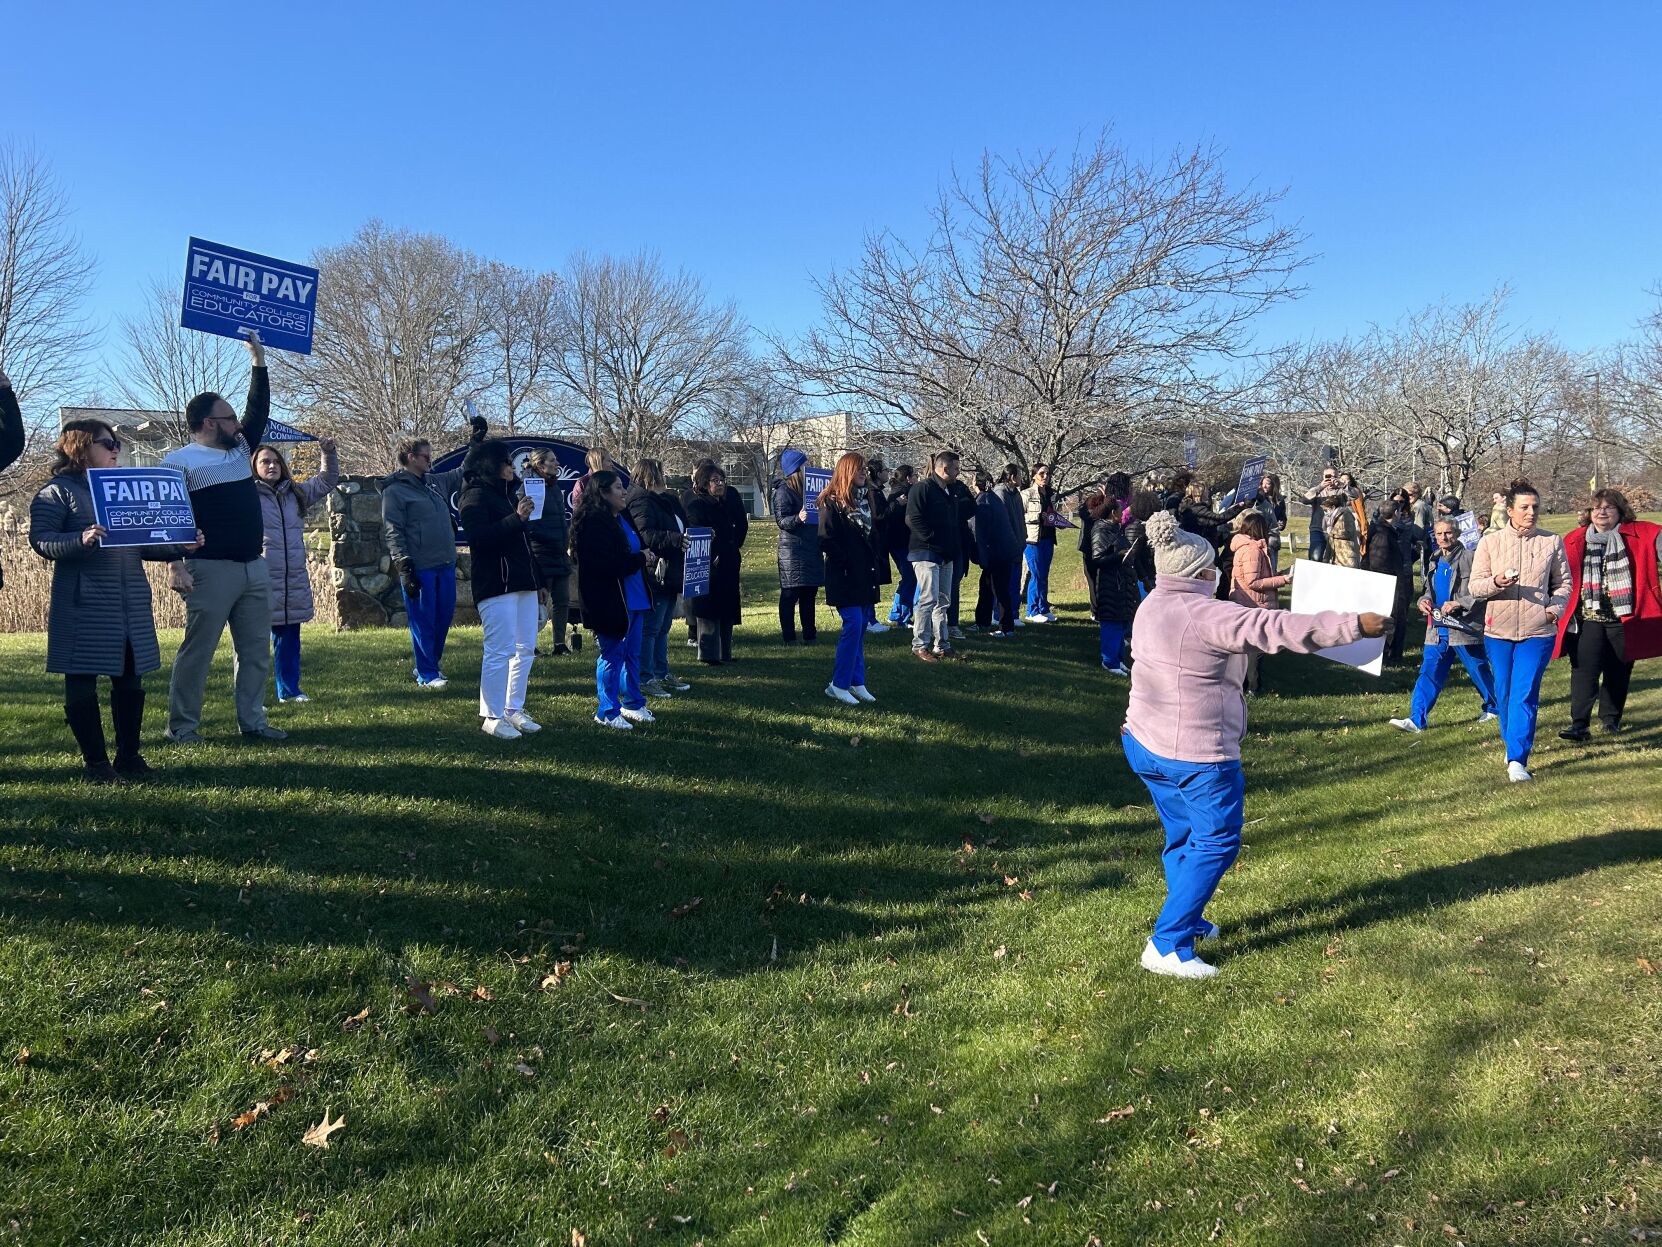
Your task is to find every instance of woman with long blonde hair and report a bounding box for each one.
[817,452,881,704]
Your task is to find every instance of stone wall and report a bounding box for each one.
[326,474,477,629]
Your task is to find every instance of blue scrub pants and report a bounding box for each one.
[596,609,648,720]
[271,623,303,699]
[1120,730,1245,959]
[889,560,916,624]
[1408,638,1498,728]
[1486,634,1555,765]
[832,607,867,689]
[403,565,457,685]
[1099,621,1127,668]
[1024,542,1054,616]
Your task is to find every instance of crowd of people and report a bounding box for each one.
[9,346,1660,978]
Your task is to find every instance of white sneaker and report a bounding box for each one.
[620,706,656,724]
[1477,711,1498,723]
[425,676,449,691]
[849,684,877,703]
[1104,663,1130,676]
[594,713,633,730]
[1388,718,1423,733]
[1026,614,1050,625]
[1507,760,1532,783]
[1139,939,1218,979]
[825,684,859,705]
[280,692,311,704]
[481,718,522,740]
[866,623,891,634]
[505,710,542,733]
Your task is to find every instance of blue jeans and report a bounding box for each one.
[596,609,648,719]
[640,595,677,683]
[271,623,303,699]
[1099,621,1127,668]
[1307,527,1328,564]
[1408,639,1498,728]
[1007,561,1023,622]
[832,606,866,689]
[1024,542,1054,616]
[1486,634,1555,764]
[403,565,457,684]
[889,560,917,623]
[1120,730,1245,958]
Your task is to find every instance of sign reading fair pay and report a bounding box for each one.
[181,238,319,355]
[86,468,198,548]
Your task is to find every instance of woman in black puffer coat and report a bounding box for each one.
[774,448,825,643]
[1085,493,1140,675]
[458,440,542,739]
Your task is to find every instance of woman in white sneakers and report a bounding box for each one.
[457,440,541,740]
[817,452,881,705]
[571,471,658,730]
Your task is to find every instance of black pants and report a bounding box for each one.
[1387,573,1414,663]
[778,586,818,641]
[64,643,143,766]
[1568,618,1632,731]
[64,645,142,709]
[696,617,734,663]
[975,560,1015,632]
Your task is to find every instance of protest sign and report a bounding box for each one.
[802,467,832,522]
[1287,559,1397,676]
[86,468,196,547]
[683,526,714,597]
[263,417,318,443]
[1183,432,1198,470]
[181,237,319,355]
[1235,455,1267,507]
[522,476,547,521]
[1454,510,1481,550]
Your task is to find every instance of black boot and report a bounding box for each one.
[65,701,121,784]
[111,686,153,778]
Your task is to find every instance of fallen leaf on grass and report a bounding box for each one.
[992,945,1008,959]
[1002,875,1019,887]
[340,1007,370,1033]
[1380,1168,1401,1181]
[570,1231,586,1247]
[663,1128,690,1157]
[14,1048,30,1067]
[1639,958,1656,975]
[513,1062,536,1077]
[301,1107,346,1149]
[482,1026,501,1046]
[669,897,703,919]
[232,1085,293,1130]
[538,962,574,991]
[403,977,438,1015]
[671,1215,692,1226]
[849,735,863,747]
[469,985,494,1002]
[1096,1105,1136,1123]
[258,1046,318,1070]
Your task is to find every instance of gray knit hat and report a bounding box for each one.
[1146,509,1217,578]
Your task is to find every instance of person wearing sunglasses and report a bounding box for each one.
[30,420,203,781]
[160,329,291,745]
[381,412,489,689]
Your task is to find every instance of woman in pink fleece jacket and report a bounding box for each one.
[1122,510,1389,979]
[1228,511,1292,696]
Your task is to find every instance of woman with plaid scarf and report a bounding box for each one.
[1554,489,1662,741]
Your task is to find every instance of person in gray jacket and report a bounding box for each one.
[1389,518,1500,732]
[381,415,487,688]
[30,420,201,782]
[254,439,339,702]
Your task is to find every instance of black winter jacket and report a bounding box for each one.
[684,489,743,623]
[885,483,914,560]
[458,477,540,603]
[627,485,687,597]
[525,473,572,580]
[819,498,880,608]
[572,508,647,637]
[1087,516,1140,623]
[774,478,825,589]
[906,475,963,562]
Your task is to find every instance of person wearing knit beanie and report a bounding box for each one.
[1121,508,1391,979]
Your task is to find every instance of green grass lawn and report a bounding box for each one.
[1,529,1658,1246]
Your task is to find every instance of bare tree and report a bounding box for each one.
[109,278,249,442]
[1608,288,1662,457]
[0,143,97,406]
[778,132,1305,490]
[698,364,806,498]
[278,220,491,469]
[477,262,563,434]
[546,251,750,462]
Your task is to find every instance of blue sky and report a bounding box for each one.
[7,1,1660,388]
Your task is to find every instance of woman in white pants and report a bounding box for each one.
[458,440,542,739]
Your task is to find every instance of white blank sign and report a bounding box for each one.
[1287,559,1397,676]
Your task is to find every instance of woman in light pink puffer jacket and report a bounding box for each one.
[1228,512,1291,694]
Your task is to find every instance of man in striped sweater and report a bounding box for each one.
[163,330,287,744]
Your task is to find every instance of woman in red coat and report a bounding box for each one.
[1554,489,1662,740]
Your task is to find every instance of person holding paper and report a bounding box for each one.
[162,329,288,744]
[1121,509,1388,979]
[572,470,657,727]
[524,449,579,657]
[1553,490,1662,741]
[381,415,488,690]
[253,440,339,703]
[1469,479,1571,782]
[1388,519,1499,734]
[818,452,882,704]
[458,440,542,739]
[774,450,824,644]
[30,421,202,781]
[627,459,692,699]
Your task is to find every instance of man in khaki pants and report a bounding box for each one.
[162,330,286,744]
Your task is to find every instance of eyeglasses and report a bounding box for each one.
[93,437,122,452]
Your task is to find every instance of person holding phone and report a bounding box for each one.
[1389,519,1499,733]
[1469,479,1571,782]
[572,470,658,727]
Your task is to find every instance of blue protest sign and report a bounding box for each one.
[802,466,832,522]
[1183,432,1198,470]
[683,526,714,598]
[1235,455,1267,506]
[1454,510,1481,551]
[86,468,197,547]
[263,417,318,443]
[181,237,319,355]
